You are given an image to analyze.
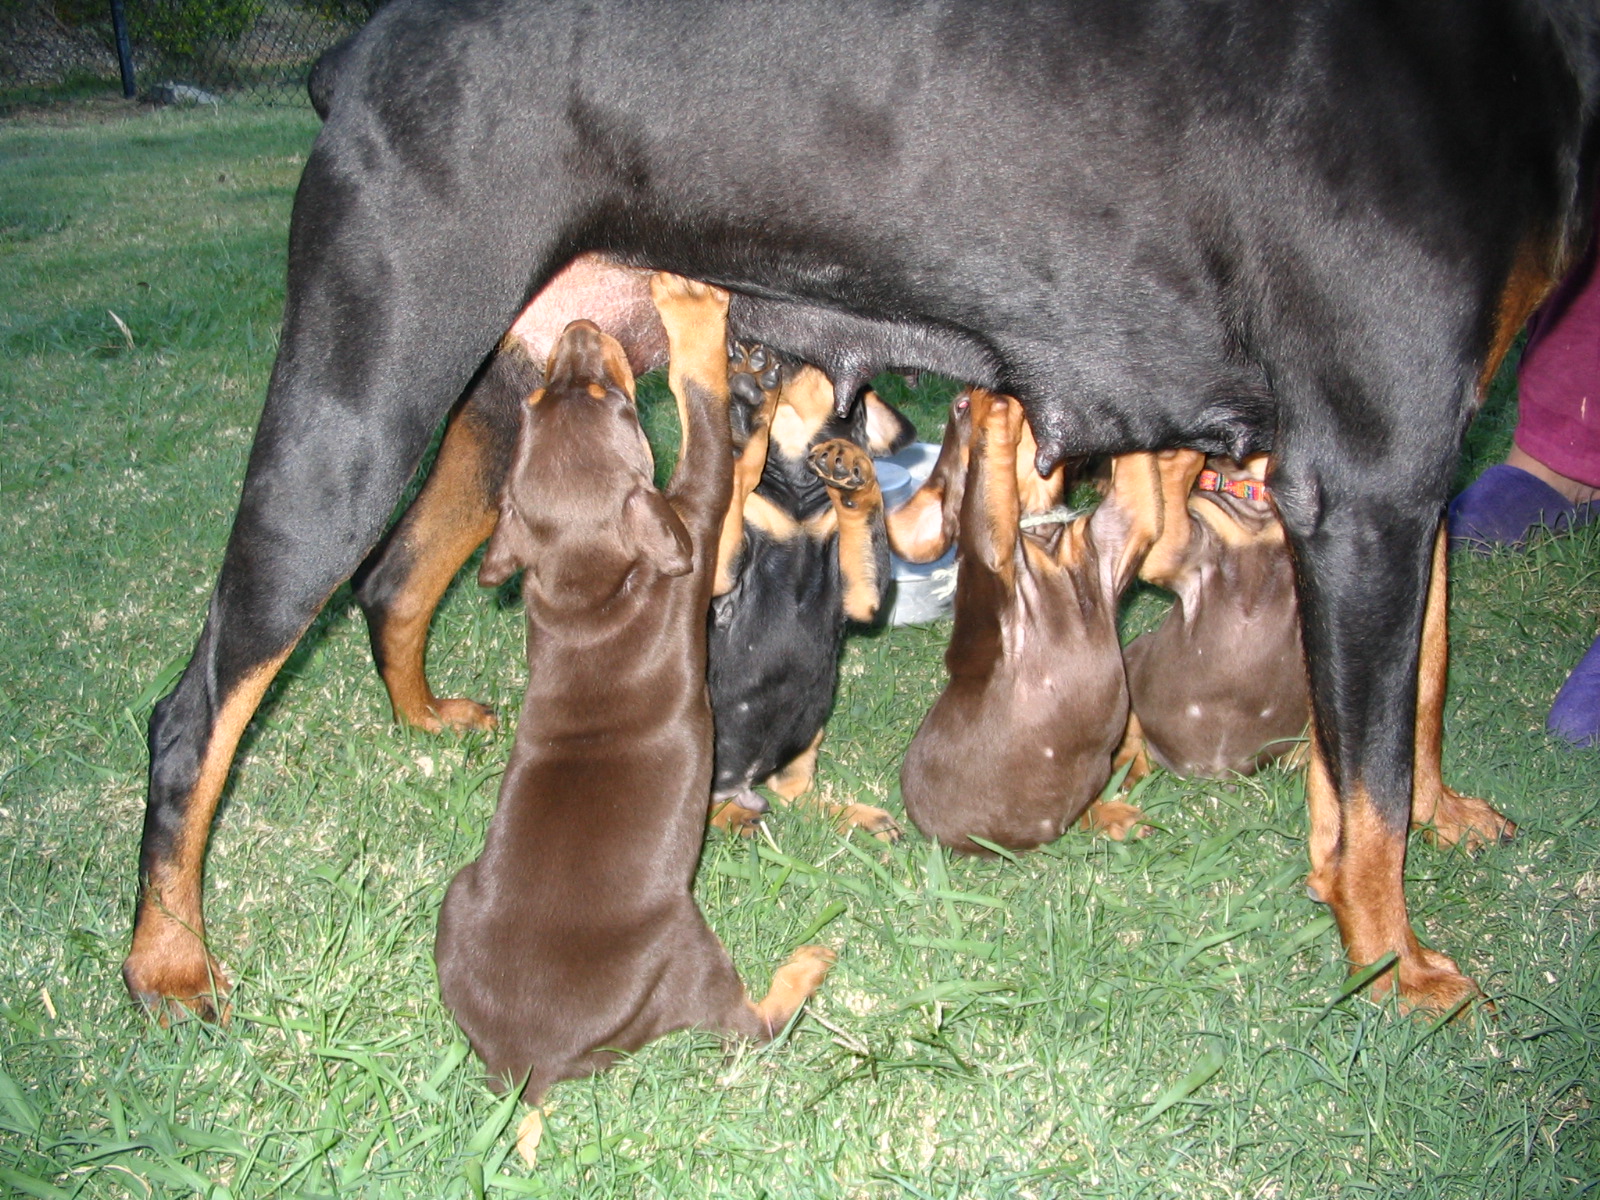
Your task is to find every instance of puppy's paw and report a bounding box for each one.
[710,798,766,836]
[728,341,785,409]
[808,439,876,493]
[1079,799,1150,841]
[650,272,730,324]
[833,802,902,843]
[429,697,498,733]
[1416,786,1516,851]
[1386,948,1484,1018]
[774,945,838,996]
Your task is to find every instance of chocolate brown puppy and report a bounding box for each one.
[1121,451,1514,849]
[433,276,832,1101]
[1122,452,1310,779]
[898,390,1165,854]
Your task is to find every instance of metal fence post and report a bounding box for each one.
[110,0,136,98]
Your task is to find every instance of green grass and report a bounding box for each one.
[2,105,1597,1199]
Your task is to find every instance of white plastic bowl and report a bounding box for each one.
[874,442,957,626]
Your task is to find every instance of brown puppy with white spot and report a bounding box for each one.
[1121,451,1310,779]
[433,275,832,1101]
[1121,450,1513,850]
[896,389,1167,853]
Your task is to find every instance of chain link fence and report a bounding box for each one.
[137,0,370,102]
[2,0,380,104]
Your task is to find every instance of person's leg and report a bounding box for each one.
[1449,229,1600,746]
[1450,217,1600,548]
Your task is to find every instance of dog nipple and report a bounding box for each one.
[1186,703,1202,719]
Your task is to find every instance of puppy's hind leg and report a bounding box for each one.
[768,728,901,842]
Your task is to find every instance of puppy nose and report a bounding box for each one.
[546,319,605,384]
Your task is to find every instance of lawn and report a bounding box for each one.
[1,103,1596,1199]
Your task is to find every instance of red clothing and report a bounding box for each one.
[1516,231,1600,488]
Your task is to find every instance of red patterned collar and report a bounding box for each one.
[1196,468,1269,502]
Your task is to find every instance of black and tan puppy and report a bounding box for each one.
[433,275,833,1101]
[898,390,1166,854]
[707,354,913,837]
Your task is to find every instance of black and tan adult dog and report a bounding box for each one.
[129,0,1595,1019]
[434,275,832,1101]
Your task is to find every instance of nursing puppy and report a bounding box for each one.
[1122,451,1310,779]
[898,390,1164,853]
[708,352,912,837]
[433,276,833,1101]
[1121,450,1513,849]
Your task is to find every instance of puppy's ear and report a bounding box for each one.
[479,505,536,587]
[624,486,693,577]
[862,391,917,456]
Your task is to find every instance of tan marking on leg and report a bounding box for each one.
[1323,786,1479,1013]
[1410,527,1514,848]
[767,729,825,801]
[715,386,780,596]
[886,393,971,562]
[650,274,732,475]
[966,390,1023,583]
[748,945,836,1037]
[375,416,499,733]
[1093,452,1170,592]
[767,731,900,840]
[124,648,295,1021]
[1112,712,1152,786]
[709,798,766,835]
[1304,741,1341,905]
[885,484,951,562]
[810,439,885,622]
[1012,417,1066,516]
[1133,450,1206,586]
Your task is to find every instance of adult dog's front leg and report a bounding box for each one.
[1284,490,1479,1013]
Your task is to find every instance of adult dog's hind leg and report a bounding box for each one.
[1408,529,1516,849]
[126,137,547,1017]
[355,345,533,732]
